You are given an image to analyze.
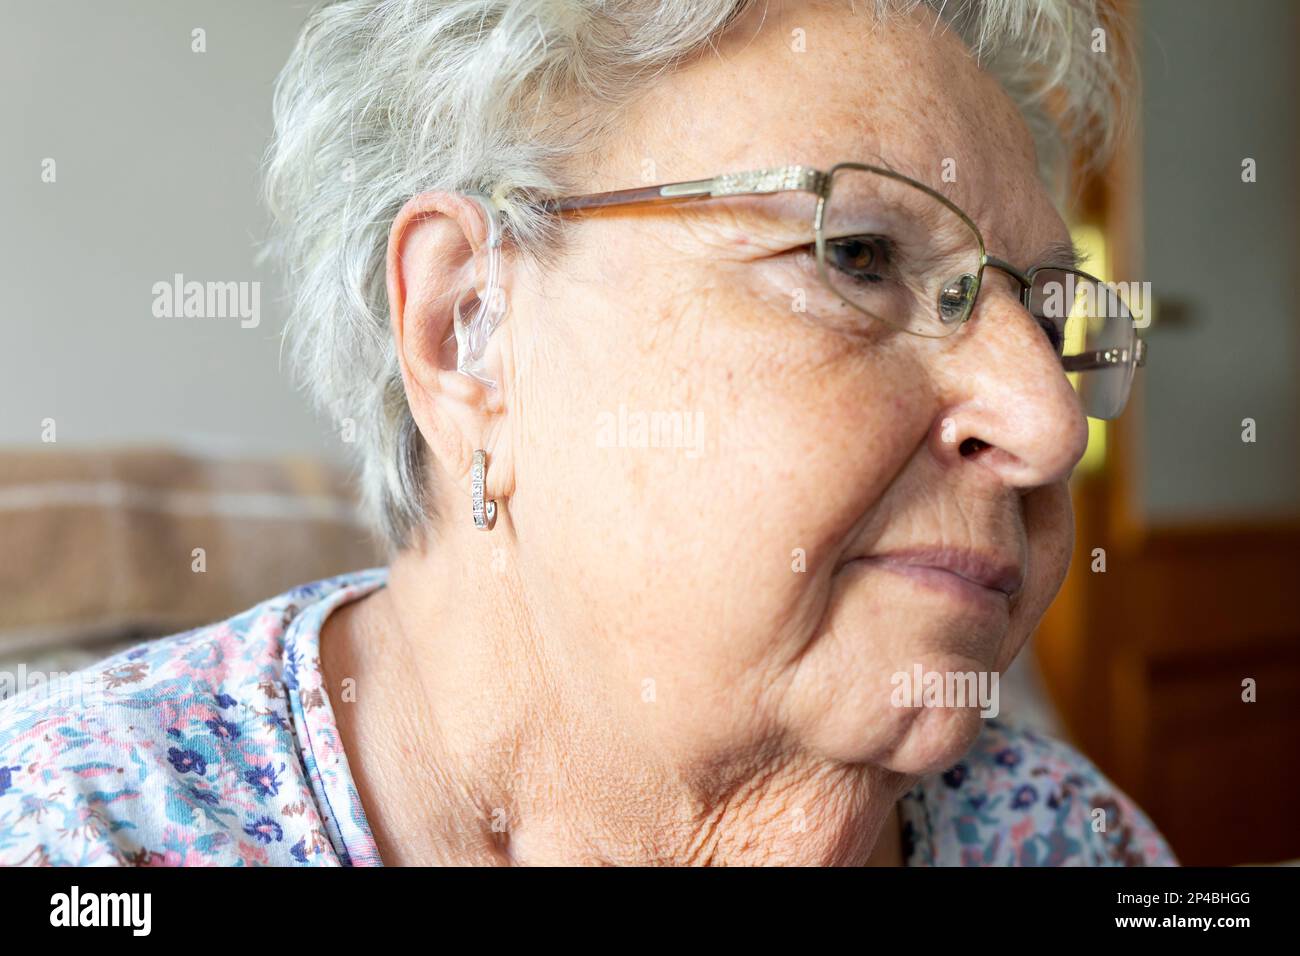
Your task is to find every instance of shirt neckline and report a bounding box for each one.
[282,569,390,866]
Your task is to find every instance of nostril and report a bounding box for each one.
[959,437,989,457]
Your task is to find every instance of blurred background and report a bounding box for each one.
[1,0,1297,864]
[1033,0,1300,866]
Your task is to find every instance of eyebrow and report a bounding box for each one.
[1035,238,1087,271]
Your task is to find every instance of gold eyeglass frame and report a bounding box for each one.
[531,162,1146,415]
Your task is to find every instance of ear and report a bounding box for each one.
[386,191,513,511]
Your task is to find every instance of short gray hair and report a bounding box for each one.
[262,0,1129,550]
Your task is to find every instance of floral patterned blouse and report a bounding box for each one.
[0,570,1176,866]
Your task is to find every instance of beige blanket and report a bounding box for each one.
[0,447,381,657]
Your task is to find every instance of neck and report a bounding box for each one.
[320,541,908,866]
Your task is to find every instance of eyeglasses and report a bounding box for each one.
[532,162,1146,420]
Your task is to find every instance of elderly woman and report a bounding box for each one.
[1,0,1171,866]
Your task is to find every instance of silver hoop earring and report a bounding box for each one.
[471,449,496,531]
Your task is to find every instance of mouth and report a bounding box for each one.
[844,547,1024,603]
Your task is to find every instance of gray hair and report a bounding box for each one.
[262,0,1129,551]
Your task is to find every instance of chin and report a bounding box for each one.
[873,702,990,775]
[787,567,1012,773]
[797,670,995,777]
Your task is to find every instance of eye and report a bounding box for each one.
[824,234,892,285]
[1036,316,1065,355]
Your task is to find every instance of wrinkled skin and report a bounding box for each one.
[322,1,1087,865]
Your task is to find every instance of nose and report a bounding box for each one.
[929,284,1089,488]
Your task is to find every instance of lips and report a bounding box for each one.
[848,547,1024,598]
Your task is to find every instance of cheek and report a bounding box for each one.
[995,482,1074,671]
[1024,482,1075,597]
[527,266,931,659]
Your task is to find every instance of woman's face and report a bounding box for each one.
[496,3,1087,776]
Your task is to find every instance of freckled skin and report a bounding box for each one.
[323,1,1089,866]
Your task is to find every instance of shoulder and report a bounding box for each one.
[0,570,385,866]
[900,719,1177,867]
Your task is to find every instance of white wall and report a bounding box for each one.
[0,1,336,459]
[1140,0,1300,522]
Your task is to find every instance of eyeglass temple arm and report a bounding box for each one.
[537,165,828,213]
[1061,338,1147,372]
[539,182,708,212]
[986,258,1149,375]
